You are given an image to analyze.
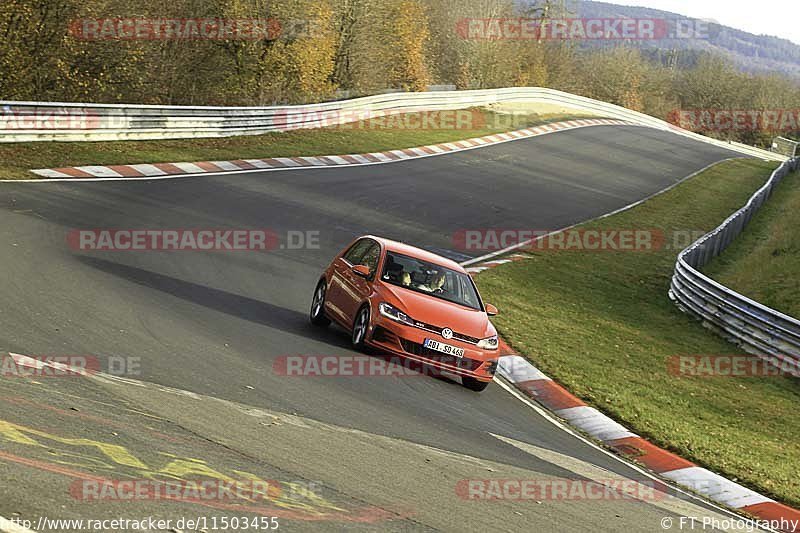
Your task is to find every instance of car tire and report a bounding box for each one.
[310,280,331,327]
[462,377,490,392]
[351,305,370,351]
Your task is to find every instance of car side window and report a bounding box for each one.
[359,243,381,274]
[459,276,480,309]
[343,239,372,265]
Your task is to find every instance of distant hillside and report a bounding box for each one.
[521,0,800,79]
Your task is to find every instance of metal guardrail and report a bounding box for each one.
[772,136,799,158]
[670,157,800,374]
[0,88,785,161]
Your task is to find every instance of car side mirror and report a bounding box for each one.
[352,264,371,278]
[485,303,498,316]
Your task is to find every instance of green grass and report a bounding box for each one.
[0,110,594,180]
[474,159,800,507]
[704,169,800,319]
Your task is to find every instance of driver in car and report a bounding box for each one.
[421,272,446,293]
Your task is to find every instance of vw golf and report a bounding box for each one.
[310,236,500,391]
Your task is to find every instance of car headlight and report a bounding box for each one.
[379,302,415,326]
[477,335,499,350]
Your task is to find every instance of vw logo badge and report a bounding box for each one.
[441,328,454,340]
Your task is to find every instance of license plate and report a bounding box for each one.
[424,339,465,358]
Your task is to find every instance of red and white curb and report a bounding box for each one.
[29,118,632,180]
[484,308,799,528]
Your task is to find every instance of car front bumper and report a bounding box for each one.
[367,314,498,381]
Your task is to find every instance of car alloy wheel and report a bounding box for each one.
[352,305,370,350]
[310,280,331,327]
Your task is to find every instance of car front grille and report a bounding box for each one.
[411,321,480,345]
[400,338,439,358]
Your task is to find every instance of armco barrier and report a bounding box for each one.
[670,157,800,374]
[0,88,785,161]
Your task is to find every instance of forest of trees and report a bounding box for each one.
[1,0,798,145]
[572,0,800,78]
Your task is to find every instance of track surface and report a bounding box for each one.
[0,126,744,531]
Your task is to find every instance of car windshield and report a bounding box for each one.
[381,251,482,311]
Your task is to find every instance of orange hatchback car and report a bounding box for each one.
[310,235,500,391]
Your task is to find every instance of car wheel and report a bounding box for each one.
[351,305,370,351]
[462,377,490,392]
[310,280,331,327]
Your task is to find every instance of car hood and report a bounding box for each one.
[380,283,496,339]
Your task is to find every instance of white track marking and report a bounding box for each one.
[298,156,327,166]
[171,162,206,174]
[210,161,242,171]
[75,166,123,178]
[242,159,272,169]
[273,157,301,166]
[29,169,71,178]
[663,468,772,509]
[555,406,638,441]
[325,155,352,165]
[497,355,551,383]
[129,163,167,176]
[492,434,757,532]
[366,153,394,162]
[491,378,768,529]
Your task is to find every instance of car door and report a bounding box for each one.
[337,240,382,325]
[327,238,373,323]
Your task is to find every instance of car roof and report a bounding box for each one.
[362,236,466,273]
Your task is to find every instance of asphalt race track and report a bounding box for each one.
[0,125,750,531]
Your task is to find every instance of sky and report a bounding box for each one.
[610,0,799,45]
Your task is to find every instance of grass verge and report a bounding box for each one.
[474,159,800,507]
[0,110,594,180]
[704,169,800,318]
